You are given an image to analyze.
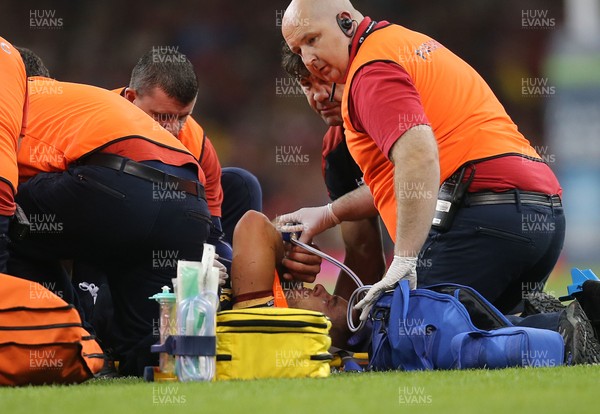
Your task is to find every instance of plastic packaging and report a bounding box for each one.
[175,244,218,382]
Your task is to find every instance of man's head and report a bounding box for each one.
[281,43,343,126]
[282,0,364,83]
[286,284,356,349]
[125,49,199,137]
[15,46,50,77]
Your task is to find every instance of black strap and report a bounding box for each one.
[465,191,562,207]
[357,20,378,46]
[427,285,509,330]
[151,335,216,357]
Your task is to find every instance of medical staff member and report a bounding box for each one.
[12,74,211,376]
[120,49,264,308]
[280,0,565,324]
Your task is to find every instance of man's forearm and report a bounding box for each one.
[334,217,386,299]
[330,184,378,223]
[390,126,439,257]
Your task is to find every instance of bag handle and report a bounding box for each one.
[388,280,409,346]
[389,281,436,370]
[391,280,410,323]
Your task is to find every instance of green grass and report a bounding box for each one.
[1,366,598,414]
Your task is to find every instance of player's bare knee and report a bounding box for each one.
[234,210,274,240]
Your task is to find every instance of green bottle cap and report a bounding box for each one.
[149,285,176,302]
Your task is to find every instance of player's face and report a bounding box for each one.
[299,74,343,127]
[286,284,352,347]
[283,17,351,84]
[130,86,196,137]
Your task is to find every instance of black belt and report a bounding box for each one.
[464,191,561,207]
[79,153,205,198]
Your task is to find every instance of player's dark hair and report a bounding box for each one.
[281,42,311,80]
[129,48,198,105]
[15,46,51,77]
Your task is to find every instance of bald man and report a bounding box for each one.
[279,0,568,337]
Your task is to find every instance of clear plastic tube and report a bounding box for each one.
[287,235,369,332]
[175,291,216,381]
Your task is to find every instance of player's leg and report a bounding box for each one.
[231,210,284,308]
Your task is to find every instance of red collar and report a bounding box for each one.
[347,17,391,72]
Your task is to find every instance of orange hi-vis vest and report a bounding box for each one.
[0,38,27,196]
[342,23,541,240]
[18,78,198,181]
[179,116,204,159]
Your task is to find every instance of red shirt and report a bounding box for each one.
[464,156,561,195]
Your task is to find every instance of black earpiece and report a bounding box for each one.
[336,15,354,36]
